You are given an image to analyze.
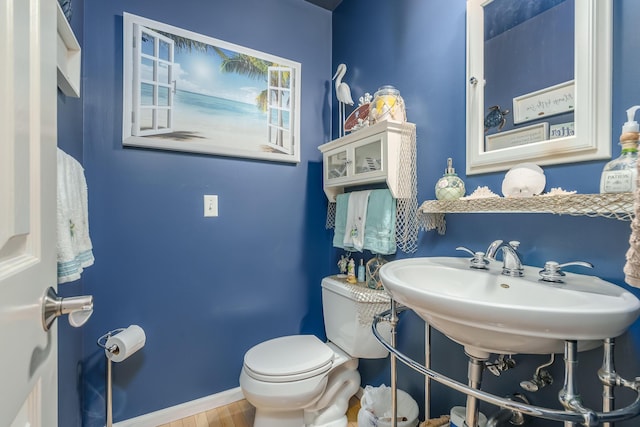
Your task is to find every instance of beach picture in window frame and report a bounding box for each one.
[122,12,301,163]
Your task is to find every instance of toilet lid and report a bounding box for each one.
[244,335,334,382]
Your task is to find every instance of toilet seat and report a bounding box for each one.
[243,335,335,383]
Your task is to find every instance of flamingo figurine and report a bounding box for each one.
[332,63,354,137]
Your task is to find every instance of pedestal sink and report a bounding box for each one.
[379,257,640,357]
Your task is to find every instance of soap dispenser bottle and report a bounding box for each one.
[600,106,640,193]
[435,157,466,200]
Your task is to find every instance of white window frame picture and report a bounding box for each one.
[123,13,301,163]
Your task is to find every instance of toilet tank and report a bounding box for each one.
[321,276,392,359]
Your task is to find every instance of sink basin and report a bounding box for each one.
[379,257,640,356]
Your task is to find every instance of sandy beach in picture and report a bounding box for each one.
[152,90,270,152]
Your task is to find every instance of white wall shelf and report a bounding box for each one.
[318,120,415,202]
[420,193,635,234]
[56,2,81,97]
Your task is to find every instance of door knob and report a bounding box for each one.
[42,287,93,331]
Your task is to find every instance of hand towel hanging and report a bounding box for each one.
[57,148,94,284]
[343,190,372,252]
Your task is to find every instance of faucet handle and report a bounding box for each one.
[539,260,594,283]
[456,246,476,256]
[456,246,489,269]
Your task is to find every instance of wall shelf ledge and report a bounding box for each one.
[420,193,634,234]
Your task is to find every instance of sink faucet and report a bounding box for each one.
[486,240,524,277]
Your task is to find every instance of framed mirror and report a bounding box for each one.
[466,0,612,175]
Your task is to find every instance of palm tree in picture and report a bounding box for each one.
[156,31,284,112]
[212,46,291,151]
[212,48,272,111]
[155,30,292,152]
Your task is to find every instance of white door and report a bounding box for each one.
[0,0,59,426]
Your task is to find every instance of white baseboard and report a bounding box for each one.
[112,385,365,427]
[112,387,245,427]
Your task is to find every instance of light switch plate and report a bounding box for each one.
[204,195,218,217]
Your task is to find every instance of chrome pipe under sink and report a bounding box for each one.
[372,305,640,427]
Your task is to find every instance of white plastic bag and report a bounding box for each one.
[357,385,419,427]
[358,384,391,427]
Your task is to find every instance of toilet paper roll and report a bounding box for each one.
[105,325,146,362]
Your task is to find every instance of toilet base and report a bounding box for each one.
[247,358,359,427]
[304,359,359,427]
[253,408,304,427]
[253,410,348,427]
[310,414,347,427]
[240,336,363,427]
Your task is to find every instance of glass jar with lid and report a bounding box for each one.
[366,254,388,290]
[369,85,406,124]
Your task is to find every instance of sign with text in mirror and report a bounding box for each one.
[513,80,574,125]
[486,122,549,152]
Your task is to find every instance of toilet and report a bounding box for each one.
[239,276,392,427]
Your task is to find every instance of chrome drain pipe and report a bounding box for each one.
[466,356,486,427]
[559,340,595,427]
[372,307,640,426]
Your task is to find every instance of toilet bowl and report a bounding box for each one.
[239,276,391,427]
[240,336,358,427]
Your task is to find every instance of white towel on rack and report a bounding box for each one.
[57,148,94,284]
[343,190,371,252]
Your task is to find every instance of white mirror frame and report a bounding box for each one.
[466,0,612,175]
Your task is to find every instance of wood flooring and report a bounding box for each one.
[157,396,361,427]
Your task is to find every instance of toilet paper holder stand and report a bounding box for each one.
[97,328,127,427]
[97,328,126,354]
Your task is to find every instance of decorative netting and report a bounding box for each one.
[330,275,391,326]
[395,124,419,253]
[625,186,640,287]
[326,202,336,229]
[418,192,634,234]
[325,123,419,253]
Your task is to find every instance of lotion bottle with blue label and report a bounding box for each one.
[600,106,640,194]
[357,259,365,282]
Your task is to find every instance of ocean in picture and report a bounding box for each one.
[152,89,269,152]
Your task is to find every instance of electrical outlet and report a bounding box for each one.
[204,195,218,217]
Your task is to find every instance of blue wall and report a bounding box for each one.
[78,1,332,424]
[57,0,86,426]
[55,0,640,425]
[333,0,640,425]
